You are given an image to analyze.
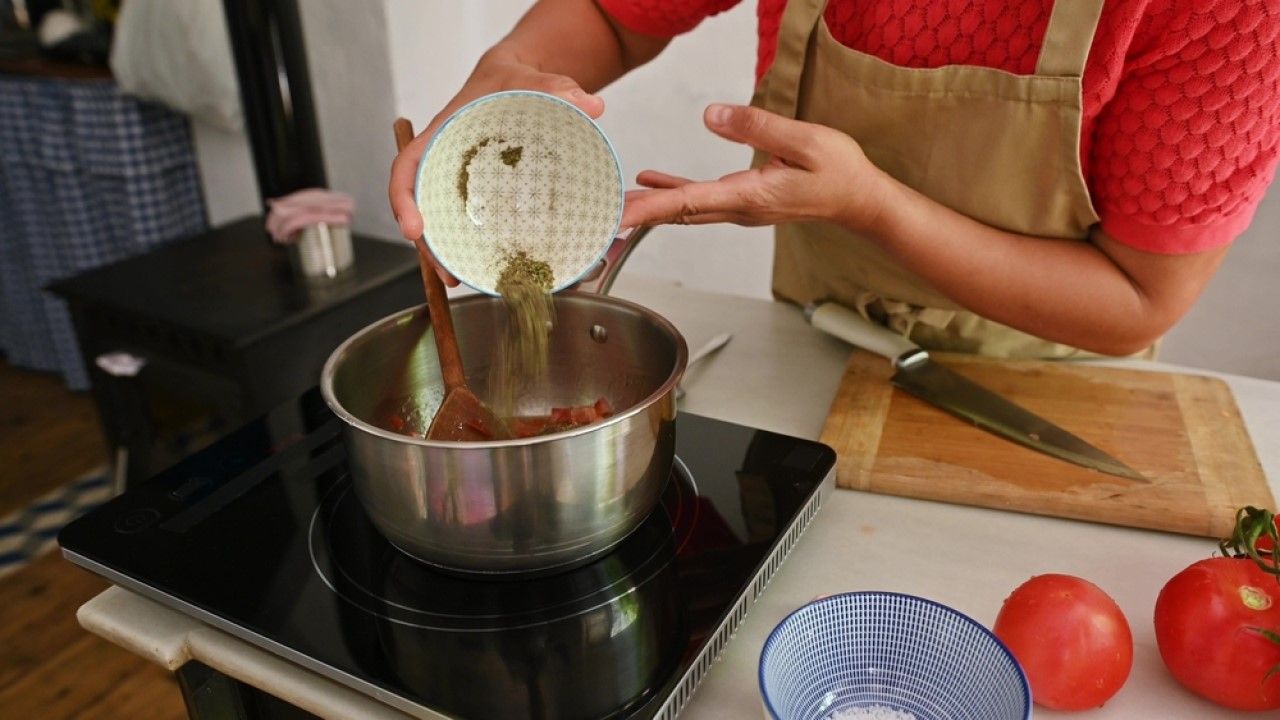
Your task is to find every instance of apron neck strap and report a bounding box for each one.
[1034,0,1106,77]
[756,0,827,119]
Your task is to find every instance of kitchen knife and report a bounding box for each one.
[806,303,1147,482]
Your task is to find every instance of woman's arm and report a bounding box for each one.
[621,104,1229,356]
[861,177,1229,355]
[389,0,670,243]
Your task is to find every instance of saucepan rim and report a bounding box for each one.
[320,291,689,449]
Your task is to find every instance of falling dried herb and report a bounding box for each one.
[488,250,555,417]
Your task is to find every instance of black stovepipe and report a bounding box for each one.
[221,0,328,205]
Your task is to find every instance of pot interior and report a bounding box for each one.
[326,293,685,436]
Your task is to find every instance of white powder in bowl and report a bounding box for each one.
[828,705,918,720]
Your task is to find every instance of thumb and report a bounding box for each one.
[537,74,606,119]
[704,104,815,166]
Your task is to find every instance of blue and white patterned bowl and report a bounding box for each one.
[415,90,623,295]
[759,592,1031,720]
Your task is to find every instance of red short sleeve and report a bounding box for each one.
[1090,0,1280,254]
[598,0,743,37]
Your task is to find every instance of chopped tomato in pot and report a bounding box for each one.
[593,397,613,417]
[511,397,616,438]
[379,397,618,440]
[508,417,551,438]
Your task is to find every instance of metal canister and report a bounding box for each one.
[287,222,353,281]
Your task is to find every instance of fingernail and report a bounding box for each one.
[707,104,733,127]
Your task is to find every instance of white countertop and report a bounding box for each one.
[75,274,1280,719]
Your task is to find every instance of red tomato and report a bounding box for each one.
[593,397,614,418]
[993,574,1133,711]
[1154,557,1280,710]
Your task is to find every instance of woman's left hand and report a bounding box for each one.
[620,104,891,232]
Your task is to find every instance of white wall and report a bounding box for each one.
[192,0,401,240]
[191,118,259,226]
[1160,202,1280,380]
[298,0,401,239]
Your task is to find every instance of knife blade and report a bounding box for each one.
[806,303,1146,482]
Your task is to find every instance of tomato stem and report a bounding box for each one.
[1243,586,1275,610]
[1251,628,1280,683]
[1221,506,1280,582]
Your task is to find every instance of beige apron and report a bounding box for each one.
[754,0,1138,359]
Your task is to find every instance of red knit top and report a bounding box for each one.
[599,0,1280,254]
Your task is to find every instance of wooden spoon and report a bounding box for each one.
[394,118,509,441]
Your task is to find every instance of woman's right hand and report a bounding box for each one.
[387,51,606,259]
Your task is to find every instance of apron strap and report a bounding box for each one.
[756,0,827,119]
[1035,0,1107,78]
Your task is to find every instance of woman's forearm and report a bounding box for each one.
[481,0,669,94]
[860,178,1227,356]
[390,0,670,243]
[618,105,1229,355]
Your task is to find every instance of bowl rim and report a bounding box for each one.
[413,89,625,296]
[757,590,1031,720]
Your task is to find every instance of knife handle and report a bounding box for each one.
[808,303,920,364]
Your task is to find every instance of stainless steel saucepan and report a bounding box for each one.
[320,228,690,575]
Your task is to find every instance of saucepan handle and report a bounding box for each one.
[573,225,652,296]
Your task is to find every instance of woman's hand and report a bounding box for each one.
[621,104,892,232]
[387,51,605,252]
[385,0,669,287]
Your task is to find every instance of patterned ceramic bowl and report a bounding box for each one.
[759,592,1031,720]
[415,91,624,295]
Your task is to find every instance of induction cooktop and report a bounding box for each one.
[60,389,835,719]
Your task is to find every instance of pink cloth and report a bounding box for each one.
[264,189,355,243]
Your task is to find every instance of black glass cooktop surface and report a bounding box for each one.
[60,390,835,720]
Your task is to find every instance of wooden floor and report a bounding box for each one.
[0,360,187,719]
[0,360,109,517]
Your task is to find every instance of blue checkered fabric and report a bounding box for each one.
[0,76,207,390]
[0,470,112,579]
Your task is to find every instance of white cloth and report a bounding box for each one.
[108,0,242,132]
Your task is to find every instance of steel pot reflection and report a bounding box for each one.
[373,507,687,720]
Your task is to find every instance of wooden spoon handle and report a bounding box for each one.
[394,118,468,394]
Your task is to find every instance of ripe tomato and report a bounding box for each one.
[1154,557,1280,710]
[993,574,1132,711]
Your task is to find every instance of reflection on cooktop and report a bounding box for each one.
[312,462,698,719]
[309,458,700,631]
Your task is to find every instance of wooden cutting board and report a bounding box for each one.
[820,352,1273,538]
